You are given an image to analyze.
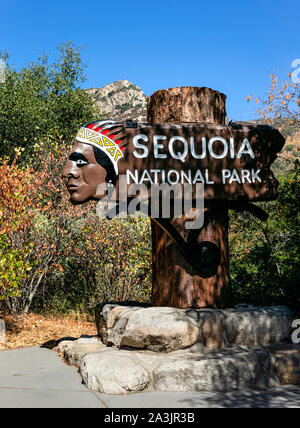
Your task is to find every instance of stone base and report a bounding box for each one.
[96,303,293,351]
[54,304,300,395]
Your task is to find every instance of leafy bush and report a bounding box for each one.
[230,162,300,315]
[39,215,152,314]
[0,235,32,300]
[0,157,39,309]
[0,144,152,314]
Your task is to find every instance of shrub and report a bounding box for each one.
[0,144,152,314]
[0,157,39,309]
[230,162,300,315]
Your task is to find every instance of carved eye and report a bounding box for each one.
[76,159,88,167]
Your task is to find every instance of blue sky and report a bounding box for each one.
[1,0,299,120]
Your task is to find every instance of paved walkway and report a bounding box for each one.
[0,347,299,408]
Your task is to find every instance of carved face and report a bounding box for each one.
[62,141,107,204]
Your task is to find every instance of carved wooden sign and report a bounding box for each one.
[121,122,285,201]
[63,120,285,205]
[62,82,285,308]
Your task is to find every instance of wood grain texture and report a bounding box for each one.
[148,86,232,308]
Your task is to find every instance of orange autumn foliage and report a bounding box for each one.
[0,144,152,314]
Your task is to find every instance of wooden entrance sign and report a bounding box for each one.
[146,87,284,309]
[63,86,285,309]
[117,122,282,201]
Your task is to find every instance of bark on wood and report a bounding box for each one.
[148,86,232,308]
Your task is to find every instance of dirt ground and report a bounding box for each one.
[0,311,97,351]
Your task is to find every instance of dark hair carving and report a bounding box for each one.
[92,146,117,185]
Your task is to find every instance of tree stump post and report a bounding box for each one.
[147,86,232,309]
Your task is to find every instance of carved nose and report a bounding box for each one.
[62,161,80,179]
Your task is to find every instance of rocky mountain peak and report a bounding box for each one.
[86,79,147,122]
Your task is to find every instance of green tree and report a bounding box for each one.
[0,42,98,160]
[230,163,300,315]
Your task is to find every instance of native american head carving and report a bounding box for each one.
[62,120,128,204]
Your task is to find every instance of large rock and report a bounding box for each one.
[185,309,227,350]
[265,344,300,385]
[56,337,300,395]
[64,343,105,366]
[98,305,200,352]
[79,349,152,394]
[152,347,279,392]
[221,305,292,346]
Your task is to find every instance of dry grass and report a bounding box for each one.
[0,311,97,351]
